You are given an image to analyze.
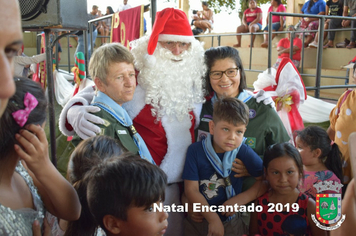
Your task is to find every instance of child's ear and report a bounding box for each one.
[208,120,215,135]
[103,215,121,234]
[313,148,322,159]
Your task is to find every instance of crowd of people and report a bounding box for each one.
[1,1,356,236]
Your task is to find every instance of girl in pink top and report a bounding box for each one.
[233,0,262,48]
[261,0,286,48]
[296,126,343,200]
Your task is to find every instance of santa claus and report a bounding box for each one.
[59,8,206,236]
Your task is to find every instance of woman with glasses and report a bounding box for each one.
[196,46,289,162]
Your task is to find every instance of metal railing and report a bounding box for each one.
[44,12,356,99]
[195,12,356,98]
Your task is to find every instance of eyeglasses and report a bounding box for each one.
[159,41,191,51]
[209,68,239,80]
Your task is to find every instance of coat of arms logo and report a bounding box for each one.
[311,181,346,230]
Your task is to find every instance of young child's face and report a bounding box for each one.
[295,136,318,166]
[265,156,301,195]
[118,200,168,236]
[209,120,246,153]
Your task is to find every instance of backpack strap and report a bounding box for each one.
[337,89,352,116]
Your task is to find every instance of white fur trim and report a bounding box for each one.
[123,85,147,120]
[158,34,195,43]
[143,54,156,68]
[193,103,203,129]
[160,114,192,184]
[124,85,193,184]
[58,86,95,136]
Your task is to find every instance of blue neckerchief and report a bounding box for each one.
[92,91,155,165]
[202,134,246,221]
[211,90,252,108]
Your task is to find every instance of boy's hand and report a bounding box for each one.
[207,219,224,236]
[232,158,250,178]
[14,124,50,174]
[221,198,238,217]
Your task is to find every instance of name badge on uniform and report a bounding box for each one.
[117,130,127,134]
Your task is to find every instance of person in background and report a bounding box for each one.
[308,0,344,48]
[298,0,326,48]
[327,62,356,187]
[75,5,99,60]
[116,0,132,12]
[100,6,115,45]
[14,47,46,77]
[342,0,356,49]
[233,0,262,48]
[260,0,286,48]
[192,1,214,33]
[273,25,302,69]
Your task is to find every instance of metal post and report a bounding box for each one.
[249,32,253,70]
[67,35,71,72]
[151,0,157,26]
[315,17,325,98]
[84,30,88,75]
[89,23,93,59]
[289,32,294,59]
[44,30,57,166]
[54,32,59,70]
[267,12,273,73]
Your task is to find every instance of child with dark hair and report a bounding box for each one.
[54,135,124,236]
[0,77,80,234]
[296,125,343,200]
[183,97,265,236]
[86,153,168,236]
[249,142,325,236]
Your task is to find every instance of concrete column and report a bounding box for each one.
[286,0,305,26]
[178,0,190,17]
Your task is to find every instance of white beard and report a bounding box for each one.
[130,36,206,121]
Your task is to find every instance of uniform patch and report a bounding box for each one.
[245,137,256,149]
[102,119,111,127]
[201,118,211,122]
[117,130,127,134]
[249,109,256,119]
[197,130,209,142]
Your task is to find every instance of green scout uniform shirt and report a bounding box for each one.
[72,108,139,155]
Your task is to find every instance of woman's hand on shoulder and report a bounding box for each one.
[14,124,50,174]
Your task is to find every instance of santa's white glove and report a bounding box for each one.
[67,105,104,139]
[254,90,275,109]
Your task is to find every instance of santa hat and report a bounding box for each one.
[147,8,194,55]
